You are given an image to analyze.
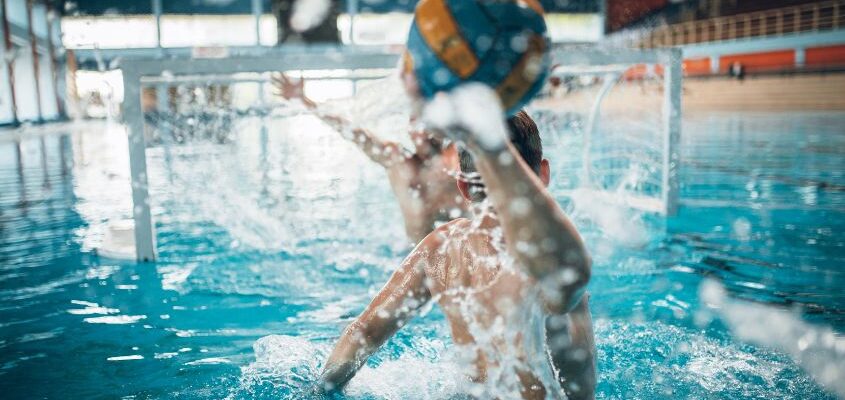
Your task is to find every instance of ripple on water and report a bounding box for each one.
[231,319,836,399]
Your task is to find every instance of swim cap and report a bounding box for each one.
[404,0,551,116]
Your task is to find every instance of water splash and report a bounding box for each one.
[422,83,508,151]
[594,318,829,399]
[699,280,845,398]
[237,335,464,399]
[237,335,326,398]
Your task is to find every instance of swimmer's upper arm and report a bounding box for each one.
[319,233,439,391]
[354,239,433,341]
[318,115,403,168]
[460,140,591,314]
[272,72,403,168]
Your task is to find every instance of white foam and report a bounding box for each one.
[346,351,465,399]
[67,300,119,315]
[422,83,508,151]
[242,335,326,385]
[107,355,144,361]
[186,357,231,366]
[593,318,816,398]
[83,315,147,325]
[700,280,845,398]
[566,187,651,248]
[240,334,464,399]
[97,219,137,260]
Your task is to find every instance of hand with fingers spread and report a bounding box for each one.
[272,72,316,109]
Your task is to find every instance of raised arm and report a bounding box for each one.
[272,73,404,167]
[465,136,590,313]
[319,238,435,392]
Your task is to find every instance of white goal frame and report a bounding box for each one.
[548,46,682,217]
[121,45,681,261]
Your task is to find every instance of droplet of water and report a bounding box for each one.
[732,218,751,241]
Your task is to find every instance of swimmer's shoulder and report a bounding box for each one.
[433,218,472,239]
[414,218,471,254]
[414,218,471,289]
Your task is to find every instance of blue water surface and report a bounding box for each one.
[0,111,842,399]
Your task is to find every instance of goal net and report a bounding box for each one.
[530,47,682,219]
[119,46,681,261]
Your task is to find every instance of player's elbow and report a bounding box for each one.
[557,248,592,289]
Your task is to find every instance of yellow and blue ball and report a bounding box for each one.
[404,0,551,116]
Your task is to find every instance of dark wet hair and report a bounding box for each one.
[459,110,543,202]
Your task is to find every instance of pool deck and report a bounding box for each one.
[682,72,845,111]
[538,71,845,112]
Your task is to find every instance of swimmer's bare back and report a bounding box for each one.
[425,217,557,399]
[319,123,593,398]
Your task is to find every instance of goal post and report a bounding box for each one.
[544,46,682,217]
[121,46,682,261]
[121,47,401,262]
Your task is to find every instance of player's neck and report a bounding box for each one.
[468,204,500,232]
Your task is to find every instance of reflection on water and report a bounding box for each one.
[0,111,843,399]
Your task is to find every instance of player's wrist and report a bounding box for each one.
[302,96,317,109]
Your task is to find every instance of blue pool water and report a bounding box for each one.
[0,111,843,399]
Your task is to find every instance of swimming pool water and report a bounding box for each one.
[0,111,842,399]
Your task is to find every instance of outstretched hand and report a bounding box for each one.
[273,72,318,109]
[272,72,306,101]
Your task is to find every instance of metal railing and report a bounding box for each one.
[637,0,845,48]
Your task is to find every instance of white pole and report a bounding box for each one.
[598,0,607,38]
[252,0,262,46]
[152,0,162,53]
[795,47,806,68]
[661,49,682,216]
[0,11,11,124]
[156,82,169,140]
[123,68,157,262]
[710,54,720,74]
[582,72,620,188]
[347,0,358,45]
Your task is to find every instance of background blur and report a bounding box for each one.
[1,1,844,399]
[1,0,844,124]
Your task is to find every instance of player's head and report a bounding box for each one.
[458,110,548,202]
